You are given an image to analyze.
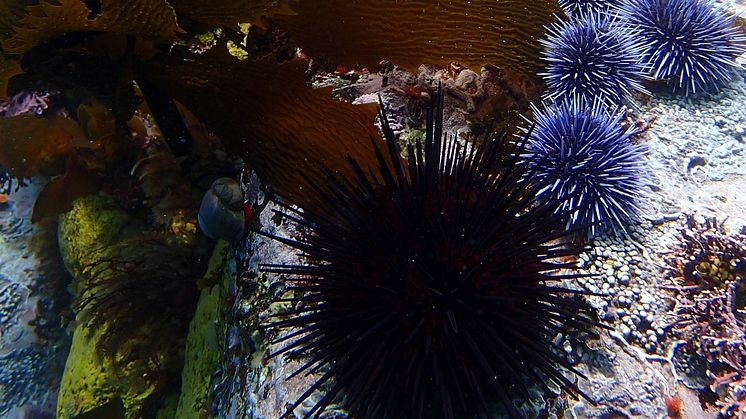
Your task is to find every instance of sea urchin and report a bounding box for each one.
[558,0,621,17]
[618,0,746,95]
[259,89,600,418]
[540,11,647,106]
[522,95,646,237]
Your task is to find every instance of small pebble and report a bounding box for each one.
[621,325,631,337]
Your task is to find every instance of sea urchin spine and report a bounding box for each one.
[522,94,647,237]
[540,11,647,106]
[558,0,621,17]
[618,0,746,95]
[258,88,601,418]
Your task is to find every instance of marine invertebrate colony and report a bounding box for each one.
[618,0,746,95]
[666,215,746,416]
[540,12,647,106]
[522,95,646,236]
[672,215,746,293]
[260,90,599,418]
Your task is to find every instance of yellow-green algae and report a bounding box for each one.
[56,324,164,419]
[176,241,230,418]
[56,329,117,419]
[58,193,145,279]
[56,193,162,418]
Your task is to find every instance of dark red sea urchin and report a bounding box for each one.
[259,89,600,418]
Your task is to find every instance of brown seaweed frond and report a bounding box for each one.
[0,0,182,55]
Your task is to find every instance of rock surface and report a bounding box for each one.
[0,180,70,418]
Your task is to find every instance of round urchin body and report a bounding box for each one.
[618,0,746,95]
[540,12,647,106]
[558,0,621,17]
[259,91,600,419]
[522,95,646,237]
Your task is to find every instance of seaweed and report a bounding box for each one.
[73,233,201,368]
[666,215,746,416]
[140,47,381,202]
[0,0,181,55]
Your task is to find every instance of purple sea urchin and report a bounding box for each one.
[522,95,646,237]
[618,0,746,95]
[259,90,601,418]
[541,12,647,106]
[558,0,620,17]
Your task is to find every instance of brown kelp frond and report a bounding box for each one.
[270,0,562,76]
[0,104,142,221]
[141,46,381,203]
[0,114,82,178]
[0,0,182,55]
[0,0,558,206]
[1,0,561,76]
[73,233,200,367]
[166,0,296,29]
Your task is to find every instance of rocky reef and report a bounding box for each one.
[2,0,746,418]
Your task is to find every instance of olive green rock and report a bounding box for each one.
[56,329,118,418]
[58,193,145,279]
[176,241,230,418]
[56,325,161,419]
[56,194,153,419]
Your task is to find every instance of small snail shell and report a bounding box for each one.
[198,177,245,242]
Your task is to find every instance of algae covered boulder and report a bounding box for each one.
[58,193,145,279]
[56,192,207,418]
[176,241,230,418]
[56,193,151,418]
